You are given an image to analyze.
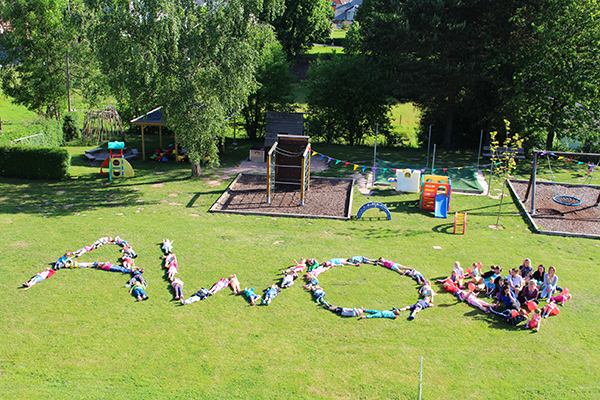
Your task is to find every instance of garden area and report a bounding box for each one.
[1,130,599,399]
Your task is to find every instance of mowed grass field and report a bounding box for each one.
[1,136,599,399]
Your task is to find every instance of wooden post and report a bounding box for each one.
[141,126,146,160]
[530,151,539,215]
[300,154,306,206]
[174,132,178,161]
[307,145,311,191]
[159,125,162,149]
[267,152,272,204]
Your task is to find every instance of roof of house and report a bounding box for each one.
[331,0,351,11]
[333,0,362,21]
[130,107,164,126]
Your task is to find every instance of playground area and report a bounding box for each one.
[374,159,486,194]
[2,141,600,400]
[210,173,354,219]
[509,179,600,238]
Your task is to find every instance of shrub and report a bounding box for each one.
[63,113,81,142]
[0,145,70,180]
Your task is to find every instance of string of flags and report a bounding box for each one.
[310,150,494,174]
[540,151,597,173]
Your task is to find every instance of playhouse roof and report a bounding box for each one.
[130,107,164,126]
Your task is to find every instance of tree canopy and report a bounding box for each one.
[268,0,333,58]
[349,0,600,150]
[0,0,99,118]
[89,0,280,174]
[306,55,392,146]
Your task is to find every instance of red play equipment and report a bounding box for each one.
[419,175,452,213]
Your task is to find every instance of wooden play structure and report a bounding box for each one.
[419,174,452,218]
[453,212,467,234]
[266,135,311,205]
[100,141,135,180]
[265,111,305,147]
[81,106,125,145]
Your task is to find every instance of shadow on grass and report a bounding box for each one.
[467,309,530,331]
[0,175,148,217]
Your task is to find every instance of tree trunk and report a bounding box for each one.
[444,97,455,148]
[191,162,202,178]
[546,126,555,150]
[66,50,72,112]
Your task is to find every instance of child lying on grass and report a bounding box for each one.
[262,285,281,305]
[23,268,56,289]
[181,288,210,305]
[281,271,298,288]
[360,308,401,319]
[397,298,433,320]
[243,287,261,306]
[130,281,149,302]
[323,302,364,317]
[171,277,184,300]
[229,275,241,294]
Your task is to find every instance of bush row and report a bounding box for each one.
[0,146,71,180]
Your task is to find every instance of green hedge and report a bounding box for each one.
[0,146,71,180]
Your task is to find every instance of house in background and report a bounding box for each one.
[330,0,351,12]
[332,0,363,27]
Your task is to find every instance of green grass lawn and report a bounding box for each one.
[0,88,38,141]
[1,139,599,399]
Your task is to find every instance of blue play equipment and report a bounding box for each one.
[434,195,448,218]
[356,202,392,220]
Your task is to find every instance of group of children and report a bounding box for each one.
[437,259,571,331]
[22,241,571,331]
[22,237,149,301]
[295,256,435,321]
[161,238,249,306]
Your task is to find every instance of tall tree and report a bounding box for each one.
[0,0,100,118]
[349,0,522,148]
[241,41,295,141]
[268,0,333,59]
[90,0,282,176]
[508,0,600,150]
[306,55,392,146]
